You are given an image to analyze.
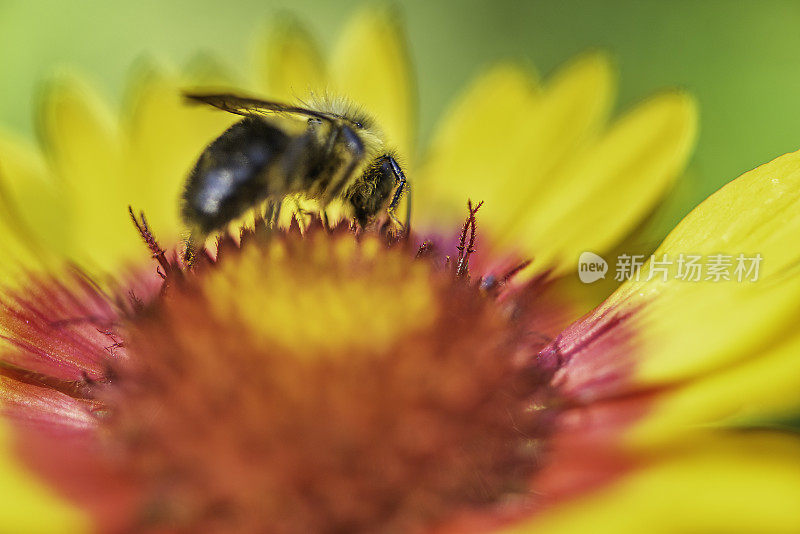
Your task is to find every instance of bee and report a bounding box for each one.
[180,92,409,261]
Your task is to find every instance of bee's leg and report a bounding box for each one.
[291,198,311,231]
[387,165,409,234]
[404,180,413,230]
[183,231,203,267]
[183,235,195,266]
[387,209,404,230]
[263,200,282,228]
[263,201,274,224]
[273,201,282,227]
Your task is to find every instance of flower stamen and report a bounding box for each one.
[480,259,533,296]
[128,206,177,282]
[455,199,484,278]
[0,359,94,400]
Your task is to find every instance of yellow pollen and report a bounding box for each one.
[199,233,437,358]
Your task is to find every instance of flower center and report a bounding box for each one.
[198,230,438,358]
[1,215,560,533]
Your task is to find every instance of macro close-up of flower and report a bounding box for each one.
[2,2,800,533]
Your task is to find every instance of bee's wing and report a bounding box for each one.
[184,92,338,124]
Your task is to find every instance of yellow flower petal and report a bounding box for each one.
[511,90,697,273]
[0,135,65,275]
[256,14,327,101]
[417,53,615,243]
[330,7,415,158]
[605,149,800,387]
[0,418,89,533]
[37,74,132,271]
[415,63,541,226]
[0,203,44,286]
[492,52,616,236]
[632,328,800,446]
[512,433,800,534]
[0,134,65,249]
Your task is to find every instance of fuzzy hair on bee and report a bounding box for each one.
[180,92,409,262]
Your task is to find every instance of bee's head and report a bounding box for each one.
[349,154,407,228]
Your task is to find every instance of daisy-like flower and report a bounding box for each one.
[2,6,800,534]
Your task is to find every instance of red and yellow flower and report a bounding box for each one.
[1,7,799,534]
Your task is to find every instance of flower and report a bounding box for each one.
[2,6,800,534]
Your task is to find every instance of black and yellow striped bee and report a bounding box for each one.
[181,93,409,260]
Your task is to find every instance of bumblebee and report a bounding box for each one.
[180,93,409,259]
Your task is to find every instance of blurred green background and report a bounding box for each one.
[1,0,799,226]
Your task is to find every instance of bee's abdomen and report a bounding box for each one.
[182,118,290,234]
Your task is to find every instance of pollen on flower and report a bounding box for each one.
[198,226,437,357]
[0,211,564,534]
